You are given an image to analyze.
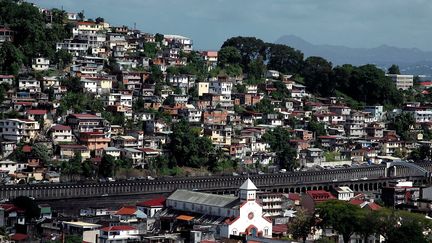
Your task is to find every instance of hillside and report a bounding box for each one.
[276,35,432,76]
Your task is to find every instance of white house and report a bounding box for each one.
[32,57,50,71]
[50,124,74,144]
[0,160,18,174]
[99,225,140,243]
[104,147,121,159]
[333,186,354,201]
[18,79,41,93]
[0,119,40,143]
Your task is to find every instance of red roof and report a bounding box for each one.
[349,198,364,206]
[59,144,88,150]
[50,124,71,131]
[0,204,24,213]
[10,233,28,241]
[137,196,165,207]
[420,81,432,86]
[273,224,288,233]
[22,145,32,153]
[0,75,14,79]
[77,21,97,25]
[306,190,336,202]
[14,102,33,106]
[70,113,100,119]
[288,193,300,201]
[140,148,159,153]
[101,225,136,232]
[115,206,137,215]
[366,202,382,211]
[27,109,47,115]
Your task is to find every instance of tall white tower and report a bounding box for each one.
[239,178,258,201]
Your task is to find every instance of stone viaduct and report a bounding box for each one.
[0,162,431,200]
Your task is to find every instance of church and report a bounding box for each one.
[165,178,272,238]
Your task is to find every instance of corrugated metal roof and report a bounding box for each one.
[168,190,239,208]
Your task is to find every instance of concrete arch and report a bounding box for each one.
[386,161,430,177]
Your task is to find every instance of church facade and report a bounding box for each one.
[166,178,272,238]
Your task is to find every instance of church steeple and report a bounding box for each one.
[239,178,257,201]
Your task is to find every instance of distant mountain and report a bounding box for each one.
[275,35,432,76]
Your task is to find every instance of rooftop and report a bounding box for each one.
[168,189,239,208]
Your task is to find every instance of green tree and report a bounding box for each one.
[307,120,327,137]
[387,64,401,75]
[142,42,158,58]
[81,159,96,178]
[388,113,415,141]
[289,209,314,243]
[168,120,215,168]
[77,11,85,21]
[262,127,297,170]
[317,200,362,243]
[356,209,379,243]
[302,56,334,96]
[155,33,164,44]
[271,81,290,100]
[266,43,304,74]
[218,46,242,68]
[31,143,51,165]
[53,50,73,69]
[409,145,431,161]
[254,98,275,114]
[61,152,82,181]
[95,17,104,24]
[99,154,116,178]
[0,41,24,75]
[12,196,40,221]
[221,36,266,77]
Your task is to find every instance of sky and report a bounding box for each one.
[31,0,432,51]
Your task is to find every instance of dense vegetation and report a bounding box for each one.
[221,36,404,108]
[0,0,73,75]
[289,200,432,243]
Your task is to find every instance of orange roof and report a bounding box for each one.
[115,206,137,215]
[176,215,194,221]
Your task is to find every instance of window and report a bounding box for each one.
[264,227,269,236]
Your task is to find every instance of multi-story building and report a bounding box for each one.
[386,74,414,90]
[0,119,40,143]
[103,93,133,108]
[66,113,111,136]
[0,75,14,85]
[112,136,138,149]
[18,79,41,94]
[163,34,193,53]
[257,192,291,217]
[301,148,325,167]
[98,226,140,243]
[79,131,111,153]
[344,112,365,137]
[121,148,143,165]
[31,57,50,71]
[59,144,91,161]
[382,180,420,207]
[0,27,14,45]
[56,39,89,56]
[49,125,74,144]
